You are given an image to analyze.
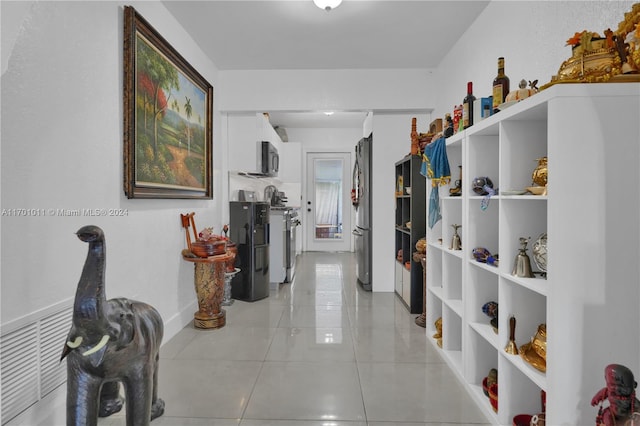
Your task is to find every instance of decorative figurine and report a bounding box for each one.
[449,165,462,196]
[532,156,548,188]
[410,117,419,155]
[472,176,494,195]
[592,364,640,426]
[62,226,165,426]
[519,324,547,372]
[472,176,497,210]
[532,232,548,277]
[450,224,462,251]
[443,113,454,138]
[541,4,640,89]
[481,301,499,333]
[512,237,534,278]
[505,79,537,103]
[453,105,463,134]
[433,317,443,348]
[473,247,499,267]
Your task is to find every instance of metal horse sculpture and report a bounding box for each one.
[61,225,165,426]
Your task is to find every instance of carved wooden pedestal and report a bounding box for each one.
[183,253,232,329]
[413,252,427,328]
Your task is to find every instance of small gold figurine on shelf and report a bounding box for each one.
[449,165,462,197]
[433,317,443,348]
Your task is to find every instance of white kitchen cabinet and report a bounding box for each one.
[227,112,284,174]
[426,83,640,425]
[227,112,302,185]
[278,141,302,184]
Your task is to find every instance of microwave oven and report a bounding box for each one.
[260,141,279,176]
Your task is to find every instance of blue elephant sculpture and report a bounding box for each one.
[61,225,165,426]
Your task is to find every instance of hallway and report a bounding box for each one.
[8,252,489,426]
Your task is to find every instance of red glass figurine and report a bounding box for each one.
[592,364,640,426]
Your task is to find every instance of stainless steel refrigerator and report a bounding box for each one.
[229,201,270,301]
[352,134,372,290]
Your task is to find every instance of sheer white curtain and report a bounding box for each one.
[315,180,341,226]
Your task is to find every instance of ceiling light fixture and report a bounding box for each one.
[324,111,335,116]
[313,0,342,11]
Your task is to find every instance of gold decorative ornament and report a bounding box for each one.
[433,317,443,348]
[541,4,640,89]
[520,324,547,372]
[532,157,548,187]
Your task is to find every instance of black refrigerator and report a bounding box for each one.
[229,201,270,301]
[352,134,372,290]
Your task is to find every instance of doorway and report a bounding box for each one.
[305,152,352,252]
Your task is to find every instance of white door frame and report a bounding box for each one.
[303,151,353,252]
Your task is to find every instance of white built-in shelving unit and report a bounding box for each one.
[425,83,640,425]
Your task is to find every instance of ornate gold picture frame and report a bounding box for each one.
[123,6,213,199]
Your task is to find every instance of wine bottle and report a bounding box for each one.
[462,82,476,129]
[492,57,510,113]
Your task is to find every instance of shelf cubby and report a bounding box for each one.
[442,304,463,367]
[441,197,462,245]
[467,326,499,385]
[499,199,547,279]
[442,254,462,302]
[467,196,499,259]
[467,133,499,197]
[467,265,499,328]
[444,134,463,198]
[499,279,546,351]
[499,119,547,192]
[427,247,442,287]
[498,356,546,423]
[426,287,443,340]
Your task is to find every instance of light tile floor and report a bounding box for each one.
[7,252,490,426]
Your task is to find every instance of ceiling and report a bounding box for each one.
[267,110,370,129]
[163,0,490,128]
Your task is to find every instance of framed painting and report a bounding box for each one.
[123,6,213,199]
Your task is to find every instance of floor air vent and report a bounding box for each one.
[1,306,72,424]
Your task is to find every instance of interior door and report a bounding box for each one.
[305,152,352,252]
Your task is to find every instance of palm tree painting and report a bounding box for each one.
[124,6,212,199]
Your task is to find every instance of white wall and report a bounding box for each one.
[219,69,436,112]
[371,113,431,292]
[433,0,634,119]
[1,1,223,340]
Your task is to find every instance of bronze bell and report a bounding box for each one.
[450,224,462,250]
[512,237,534,278]
[505,316,518,355]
